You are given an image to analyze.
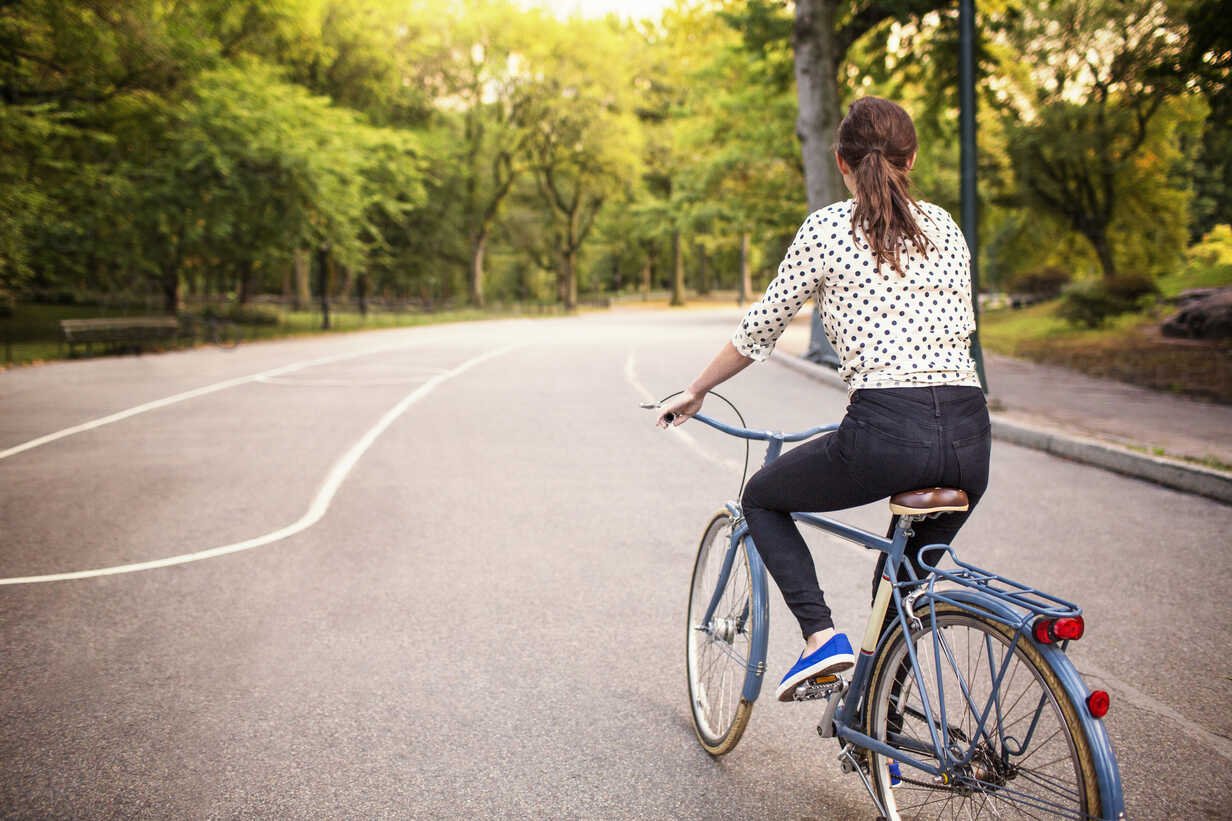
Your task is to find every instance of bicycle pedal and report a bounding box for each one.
[793,673,845,702]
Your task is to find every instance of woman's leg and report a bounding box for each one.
[742,433,886,639]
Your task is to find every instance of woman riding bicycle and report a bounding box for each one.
[656,96,991,702]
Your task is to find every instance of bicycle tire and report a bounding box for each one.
[686,509,758,756]
[865,604,1101,820]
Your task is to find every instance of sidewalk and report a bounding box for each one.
[773,315,1232,504]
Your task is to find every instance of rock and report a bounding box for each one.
[1162,287,1232,339]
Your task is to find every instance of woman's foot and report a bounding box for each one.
[775,631,855,702]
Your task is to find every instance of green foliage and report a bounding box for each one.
[0,0,1224,318]
[1006,267,1071,297]
[992,0,1200,279]
[198,304,282,325]
[1057,275,1160,328]
[1157,224,1232,297]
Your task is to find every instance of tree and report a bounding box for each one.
[723,0,946,212]
[1182,0,1232,237]
[130,62,422,312]
[675,3,804,304]
[523,17,641,309]
[995,0,1195,278]
[400,0,548,307]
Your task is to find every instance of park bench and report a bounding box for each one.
[60,316,182,356]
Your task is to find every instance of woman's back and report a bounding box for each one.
[732,197,980,392]
[815,198,980,390]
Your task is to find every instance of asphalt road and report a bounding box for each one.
[2,308,1230,819]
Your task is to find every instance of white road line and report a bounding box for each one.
[0,340,432,462]
[623,351,743,476]
[0,345,517,586]
[254,371,449,387]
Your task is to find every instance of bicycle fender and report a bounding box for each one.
[739,531,771,703]
[722,503,772,703]
[1033,640,1126,818]
[935,589,1126,819]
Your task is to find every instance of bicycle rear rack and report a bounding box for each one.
[914,546,1082,629]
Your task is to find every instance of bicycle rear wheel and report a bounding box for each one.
[865,604,1101,820]
[686,510,758,756]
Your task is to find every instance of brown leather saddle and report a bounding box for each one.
[888,487,970,516]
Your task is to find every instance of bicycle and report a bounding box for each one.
[648,404,1125,820]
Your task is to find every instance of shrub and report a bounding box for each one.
[1006,267,1071,298]
[227,305,281,325]
[1057,282,1115,328]
[1057,274,1160,328]
[198,304,281,325]
[1104,273,1160,304]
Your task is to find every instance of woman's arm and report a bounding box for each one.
[655,341,753,428]
[656,209,829,429]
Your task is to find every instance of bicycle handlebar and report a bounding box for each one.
[645,403,837,443]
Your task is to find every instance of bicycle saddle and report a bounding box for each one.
[889,487,969,515]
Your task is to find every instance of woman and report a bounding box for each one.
[656,96,991,702]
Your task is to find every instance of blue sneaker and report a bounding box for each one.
[775,632,855,702]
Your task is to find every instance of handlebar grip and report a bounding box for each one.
[662,412,676,424]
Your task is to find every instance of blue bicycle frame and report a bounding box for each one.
[686,410,1125,819]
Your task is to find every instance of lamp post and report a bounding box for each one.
[960,0,989,391]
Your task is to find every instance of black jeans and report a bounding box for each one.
[741,385,991,638]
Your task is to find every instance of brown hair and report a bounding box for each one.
[835,97,933,275]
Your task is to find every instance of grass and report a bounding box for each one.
[0,302,562,369]
[1124,443,1232,473]
[979,264,1232,403]
[1156,263,1232,299]
[979,299,1131,353]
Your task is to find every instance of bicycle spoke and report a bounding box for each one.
[687,515,757,752]
[1012,725,1064,768]
[869,608,1096,820]
[1012,765,1082,803]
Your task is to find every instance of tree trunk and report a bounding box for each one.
[739,232,752,306]
[469,230,487,307]
[696,243,710,296]
[640,255,652,301]
[562,251,578,310]
[317,244,332,330]
[794,0,844,366]
[236,260,253,305]
[793,0,846,211]
[293,248,310,311]
[670,231,686,307]
[338,264,354,305]
[356,272,369,317]
[1088,230,1118,278]
[161,266,179,315]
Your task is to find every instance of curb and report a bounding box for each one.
[771,351,1232,506]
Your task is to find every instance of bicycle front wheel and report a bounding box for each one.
[865,604,1101,820]
[686,510,759,756]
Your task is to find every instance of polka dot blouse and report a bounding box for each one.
[732,199,981,392]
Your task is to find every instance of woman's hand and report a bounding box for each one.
[656,390,704,428]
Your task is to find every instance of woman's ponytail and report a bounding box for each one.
[836,98,932,275]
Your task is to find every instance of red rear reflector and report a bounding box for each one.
[1087,690,1110,718]
[1033,616,1086,644]
[1053,616,1085,641]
